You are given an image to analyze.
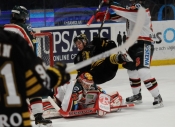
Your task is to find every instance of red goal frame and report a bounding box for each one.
[34,32,54,67]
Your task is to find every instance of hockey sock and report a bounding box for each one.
[144,78,159,97]
[129,78,141,95]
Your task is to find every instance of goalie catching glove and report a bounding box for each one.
[46,62,70,87]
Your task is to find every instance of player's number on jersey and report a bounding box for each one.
[0,63,21,105]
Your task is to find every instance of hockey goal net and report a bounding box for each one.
[34,32,54,67]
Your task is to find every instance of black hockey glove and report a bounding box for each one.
[92,36,108,53]
[47,62,70,87]
[117,54,130,64]
[54,62,70,86]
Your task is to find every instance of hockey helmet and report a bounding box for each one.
[11,5,29,20]
[73,34,89,44]
[78,72,94,90]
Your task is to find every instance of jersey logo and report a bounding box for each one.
[144,44,151,67]
[27,25,33,31]
[73,86,79,92]
[99,96,110,105]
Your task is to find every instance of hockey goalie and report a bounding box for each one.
[29,72,134,118]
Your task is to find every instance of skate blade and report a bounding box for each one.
[126,100,142,104]
[153,102,164,108]
[37,123,53,127]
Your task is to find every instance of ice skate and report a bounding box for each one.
[126,93,142,104]
[153,94,163,108]
[34,113,52,127]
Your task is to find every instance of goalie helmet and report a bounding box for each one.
[78,72,94,91]
[11,5,29,22]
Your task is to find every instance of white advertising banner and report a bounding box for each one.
[151,21,175,60]
[112,21,175,60]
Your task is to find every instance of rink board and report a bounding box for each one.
[34,20,175,69]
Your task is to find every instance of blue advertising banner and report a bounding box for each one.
[41,27,111,63]
[54,7,107,26]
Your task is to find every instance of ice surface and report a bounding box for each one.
[32,65,175,127]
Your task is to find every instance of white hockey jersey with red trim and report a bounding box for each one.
[110,4,153,42]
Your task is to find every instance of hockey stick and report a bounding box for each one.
[98,6,110,38]
[66,7,146,73]
[87,1,104,26]
[48,96,60,111]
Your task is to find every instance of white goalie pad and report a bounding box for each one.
[98,93,111,112]
[42,98,61,119]
[28,98,61,120]
[109,91,123,112]
[43,108,61,119]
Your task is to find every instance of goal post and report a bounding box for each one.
[34,32,54,67]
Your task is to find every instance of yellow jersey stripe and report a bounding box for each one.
[27,84,42,96]
[110,54,119,64]
[22,112,30,118]
[26,77,37,88]
[23,120,31,126]
[25,70,33,78]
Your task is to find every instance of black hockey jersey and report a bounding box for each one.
[74,44,95,77]
[0,28,51,127]
[74,38,118,84]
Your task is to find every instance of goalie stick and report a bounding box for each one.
[66,7,146,73]
[111,103,135,110]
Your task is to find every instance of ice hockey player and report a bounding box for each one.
[3,5,54,126]
[0,27,70,127]
[54,72,122,116]
[94,0,163,107]
[73,34,129,84]
[4,5,36,50]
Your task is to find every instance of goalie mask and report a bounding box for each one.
[11,5,29,23]
[78,72,94,91]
